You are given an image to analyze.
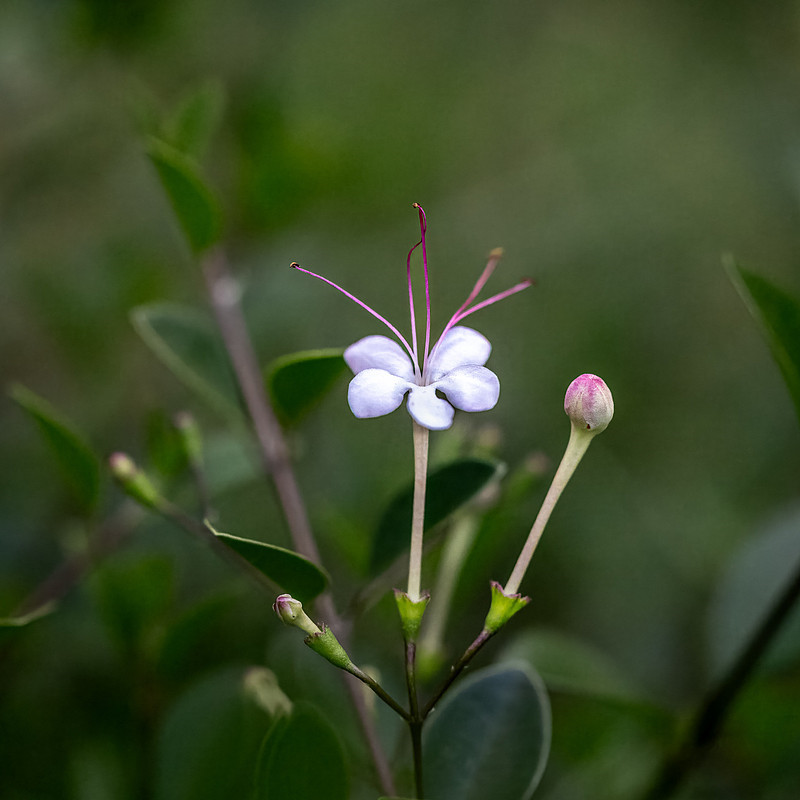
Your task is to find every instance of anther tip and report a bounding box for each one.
[290,261,300,269]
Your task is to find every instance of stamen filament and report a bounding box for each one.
[291,263,416,361]
[406,231,422,367]
[452,279,533,325]
[413,204,432,374]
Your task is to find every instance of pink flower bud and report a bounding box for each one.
[564,374,614,434]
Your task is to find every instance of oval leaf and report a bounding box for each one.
[155,666,280,800]
[707,504,800,678]
[256,703,348,800]
[423,663,551,800]
[210,526,329,603]
[266,349,346,426]
[10,383,101,514]
[727,260,800,425]
[147,136,222,253]
[371,458,502,573]
[163,80,225,160]
[500,628,650,706]
[131,303,241,418]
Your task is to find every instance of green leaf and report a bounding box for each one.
[266,349,346,426]
[423,663,551,800]
[727,259,800,425]
[209,524,329,603]
[163,80,225,160]
[131,303,241,418]
[155,666,281,800]
[10,383,101,514]
[371,458,502,573]
[147,136,222,253]
[499,628,649,706]
[256,703,348,800]
[707,504,800,678]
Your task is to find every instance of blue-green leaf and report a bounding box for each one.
[209,524,329,603]
[256,703,348,800]
[10,383,101,515]
[423,663,551,800]
[131,303,241,418]
[266,349,346,426]
[371,458,502,573]
[500,628,649,706]
[147,136,222,253]
[727,260,800,425]
[155,667,284,800]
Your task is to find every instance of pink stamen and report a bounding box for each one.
[291,263,416,361]
[437,248,504,348]
[412,203,432,372]
[452,279,533,325]
[406,222,422,364]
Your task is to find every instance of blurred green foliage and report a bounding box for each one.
[3,0,800,797]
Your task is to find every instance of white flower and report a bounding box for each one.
[345,326,500,430]
[293,204,530,431]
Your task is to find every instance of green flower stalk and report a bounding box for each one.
[502,374,614,597]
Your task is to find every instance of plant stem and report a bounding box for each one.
[348,664,411,721]
[641,550,800,800]
[404,634,424,798]
[201,249,396,797]
[422,627,494,718]
[504,425,591,595]
[408,421,430,602]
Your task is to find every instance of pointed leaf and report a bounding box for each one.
[0,601,57,629]
[209,525,329,603]
[727,260,800,425]
[164,80,225,160]
[147,136,222,253]
[266,349,346,426]
[131,303,241,418]
[371,458,502,573]
[423,663,551,800]
[155,667,280,800]
[10,384,101,514]
[256,703,348,800]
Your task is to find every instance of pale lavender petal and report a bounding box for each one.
[347,369,413,418]
[435,365,499,413]
[426,326,492,381]
[344,335,416,380]
[406,385,456,430]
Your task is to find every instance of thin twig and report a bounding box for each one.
[422,628,494,718]
[200,249,396,796]
[642,550,800,800]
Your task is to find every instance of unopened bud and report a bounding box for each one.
[109,452,162,508]
[273,594,321,637]
[564,374,614,434]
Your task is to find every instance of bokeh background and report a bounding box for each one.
[3,0,800,798]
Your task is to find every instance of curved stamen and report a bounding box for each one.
[291,263,416,362]
[451,279,533,326]
[412,204,432,375]
[406,220,423,366]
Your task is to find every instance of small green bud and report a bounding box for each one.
[173,411,203,465]
[273,594,321,636]
[483,580,530,633]
[394,589,430,643]
[108,452,162,508]
[564,374,614,434]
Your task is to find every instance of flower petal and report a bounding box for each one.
[426,326,491,381]
[435,365,500,413]
[347,368,412,418]
[344,335,416,380]
[406,385,456,430]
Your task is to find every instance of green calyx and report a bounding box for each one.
[394,589,431,643]
[304,626,354,672]
[483,581,530,633]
